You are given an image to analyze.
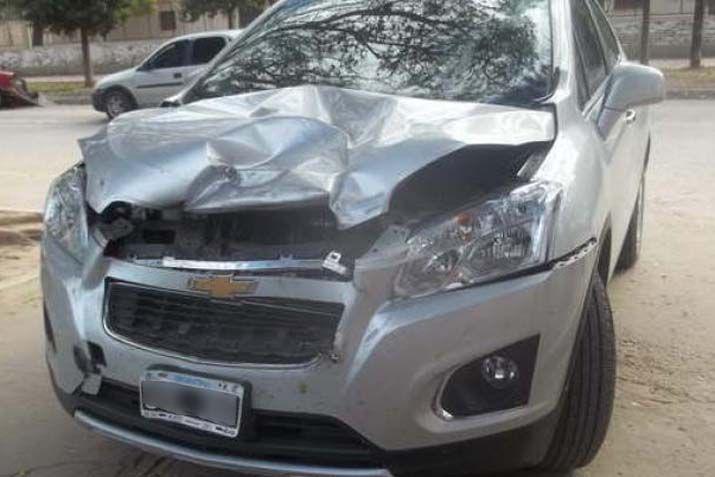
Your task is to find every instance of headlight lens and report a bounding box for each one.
[44,165,88,261]
[395,181,561,298]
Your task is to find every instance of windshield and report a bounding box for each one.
[187,0,553,105]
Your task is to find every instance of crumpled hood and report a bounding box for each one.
[80,85,555,229]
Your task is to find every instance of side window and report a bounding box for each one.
[571,0,607,99]
[191,37,227,65]
[150,40,189,69]
[588,0,621,72]
[575,47,590,109]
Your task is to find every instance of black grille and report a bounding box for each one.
[78,381,379,468]
[105,282,343,364]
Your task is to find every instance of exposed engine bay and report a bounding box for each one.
[99,205,382,274]
[94,143,546,278]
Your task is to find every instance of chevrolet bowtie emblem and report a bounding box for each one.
[188,276,258,299]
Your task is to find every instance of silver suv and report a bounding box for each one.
[91,30,242,119]
[43,0,664,475]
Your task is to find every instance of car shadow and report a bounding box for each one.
[143,453,577,477]
[505,470,574,477]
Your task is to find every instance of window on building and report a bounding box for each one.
[572,0,608,100]
[159,11,177,31]
[191,37,227,65]
[613,0,641,11]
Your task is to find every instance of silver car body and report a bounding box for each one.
[92,30,242,110]
[43,0,663,475]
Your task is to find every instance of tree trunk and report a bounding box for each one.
[31,22,44,47]
[690,0,705,69]
[80,27,94,88]
[639,0,650,65]
[227,8,235,29]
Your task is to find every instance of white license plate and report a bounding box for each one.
[139,370,245,438]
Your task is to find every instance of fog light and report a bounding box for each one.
[481,356,519,389]
[439,336,539,418]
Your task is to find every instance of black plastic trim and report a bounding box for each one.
[136,82,184,90]
[49,368,560,476]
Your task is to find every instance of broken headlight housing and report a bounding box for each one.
[395,182,561,298]
[44,165,88,261]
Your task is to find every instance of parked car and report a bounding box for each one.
[43,0,664,476]
[91,30,242,119]
[0,70,38,108]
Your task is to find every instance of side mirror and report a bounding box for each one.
[138,61,153,72]
[161,94,182,108]
[598,63,665,136]
[604,63,665,111]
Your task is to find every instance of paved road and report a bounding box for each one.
[0,106,106,211]
[1,101,715,477]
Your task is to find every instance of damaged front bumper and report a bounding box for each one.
[42,229,598,476]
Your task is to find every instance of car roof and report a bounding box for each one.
[170,30,243,42]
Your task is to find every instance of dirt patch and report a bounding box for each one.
[0,211,43,227]
[618,331,715,406]
[0,210,42,289]
[0,229,35,247]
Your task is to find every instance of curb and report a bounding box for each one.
[46,95,91,106]
[0,208,44,216]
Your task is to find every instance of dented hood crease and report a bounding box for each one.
[80,85,555,229]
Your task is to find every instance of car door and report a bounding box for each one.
[588,0,650,243]
[133,39,193,107]
[189,36,229,69]
[571,0,644,262]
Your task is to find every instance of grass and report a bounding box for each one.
[661,67,715,91]
[25,81,90,95]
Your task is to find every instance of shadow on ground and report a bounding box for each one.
[91,450,575,477]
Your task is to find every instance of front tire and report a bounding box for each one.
[104,89,136,120]
[617,176,645,271]
[539,274,616,471]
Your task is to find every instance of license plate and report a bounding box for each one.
[139,370,245,438]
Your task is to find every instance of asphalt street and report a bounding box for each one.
[1,101,714,477]
[0,105,106,211]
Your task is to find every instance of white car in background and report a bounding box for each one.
[92,30,242,119]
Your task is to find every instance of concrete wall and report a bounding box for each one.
[0,0,269,49]
[0,39,163,76]
[610,14,715,58]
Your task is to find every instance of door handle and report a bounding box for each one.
[174,73,183,79]
[624,109,637,125]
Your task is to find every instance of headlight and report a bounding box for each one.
[395,181,561,298]
[44,165,88,261]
